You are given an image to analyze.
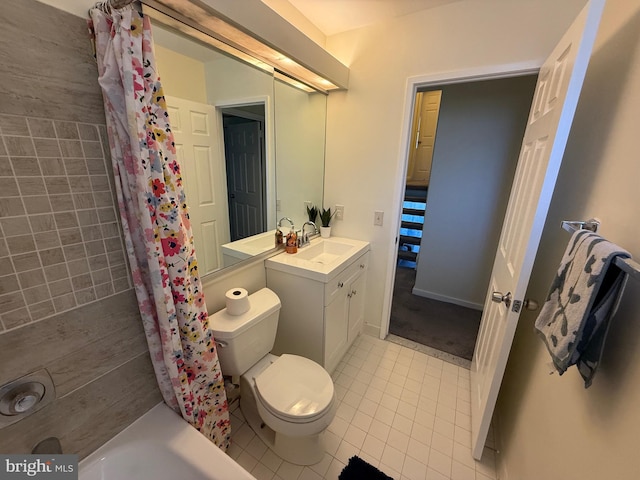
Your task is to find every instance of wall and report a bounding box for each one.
[0,0,161,456]
[154,45,208,104]
[495,1,640,478]
[323,0,588,335]
[413,76,536,309]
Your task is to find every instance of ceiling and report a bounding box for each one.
[285,0,464,36]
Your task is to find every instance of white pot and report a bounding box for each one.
[320,226,331,238]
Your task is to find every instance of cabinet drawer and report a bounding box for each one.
[324,252,369,306]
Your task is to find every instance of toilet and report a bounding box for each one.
[211,288,336,465]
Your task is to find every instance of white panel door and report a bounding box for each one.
[166,96,230,276]
[470,0,605,460]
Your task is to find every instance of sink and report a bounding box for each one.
[265,236,369,282]
[294,239,354,263]
[221,230,277,267]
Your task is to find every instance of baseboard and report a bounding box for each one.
[411,287,484,310]
[363,322,380,339]
[492,409,508,480]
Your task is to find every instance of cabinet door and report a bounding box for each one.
[324,291,349,374]
[347,273,366,343]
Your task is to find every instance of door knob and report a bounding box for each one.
[491,291,512,308]
[523,299,539,311]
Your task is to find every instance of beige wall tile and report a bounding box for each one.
[1,216,31,235]
[5,136,35,156]
[1,307,30,329]
[0,273,20,294]
[54,121,79,140]
[78,124,99,141]
[17,176,46,195]
[23,195,52,214]
[13,252,41,272]
[39,247,65,266]
[33,138,61,157]
[0,257,14,275]
[11,157,40,175]
[0,0,154,459]
[28,118,56,138]
[6,234,36,254]
[29,213,56,233]
[0,178,19,196]
[0,115,30,136]
[39,157,65,175]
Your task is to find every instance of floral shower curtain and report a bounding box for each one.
[89,3,230,450]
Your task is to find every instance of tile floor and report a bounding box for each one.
[226,334,498,480]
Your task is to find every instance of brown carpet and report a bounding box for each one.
[389,267,481,360]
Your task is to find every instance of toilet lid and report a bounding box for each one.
[254,354,334,421]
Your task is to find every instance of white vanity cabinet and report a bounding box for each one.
[267,251,369,374]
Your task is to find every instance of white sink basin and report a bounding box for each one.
[265,236,369,282]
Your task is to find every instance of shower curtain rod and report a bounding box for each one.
[107,0,136,8]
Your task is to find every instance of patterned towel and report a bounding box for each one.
[534,230,630,387]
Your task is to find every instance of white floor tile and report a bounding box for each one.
[403,455,428,480]
[224,334,500,480]
[343,424,367,449]
[381,444,406,473]
[361,434,386,458]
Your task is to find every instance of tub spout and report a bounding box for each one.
[32,437,62,454]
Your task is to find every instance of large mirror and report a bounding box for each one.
[150,19,326,276]
[152,16,326,276]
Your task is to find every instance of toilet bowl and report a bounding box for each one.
[210,288,337,465]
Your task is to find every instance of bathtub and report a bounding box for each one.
[79,403,255,480]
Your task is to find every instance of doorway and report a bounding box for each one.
[388,75,538,360]
[220,104,267,241]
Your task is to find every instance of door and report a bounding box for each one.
[470,0,605,460]
[166,96,229,276]
[406,90,442,186]
[223,120,266,241]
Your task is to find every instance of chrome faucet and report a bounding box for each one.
[298,221,319,247]
[277,217,294,228]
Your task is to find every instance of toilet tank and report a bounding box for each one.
[210,288,281,376]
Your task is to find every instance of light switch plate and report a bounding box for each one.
[374,211,384,226]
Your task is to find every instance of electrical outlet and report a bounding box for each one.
[374,211,384,226]
[335,205,344,221]
[276,199,281,211]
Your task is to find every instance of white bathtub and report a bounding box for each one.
[79,403,255,480]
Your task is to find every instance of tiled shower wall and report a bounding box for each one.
[0,115,131,331]
[0,0,161,457]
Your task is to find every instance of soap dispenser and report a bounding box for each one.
[275,227,284,248]
[285,227,298,254]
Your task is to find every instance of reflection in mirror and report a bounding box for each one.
[150,18,326,277]
[274,79,326,230]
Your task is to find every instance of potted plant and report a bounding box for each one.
[306,205,318,224]
[319,207,335,238]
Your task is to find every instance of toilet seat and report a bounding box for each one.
[254,354,334,424]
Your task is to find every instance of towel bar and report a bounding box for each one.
[561,219,640,281]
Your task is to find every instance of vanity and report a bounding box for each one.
[265,237,370,374]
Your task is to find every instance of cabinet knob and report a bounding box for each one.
[359,264,365,269]
[347,292,352,298]
[351,290,357,296]
[338,282,344,288]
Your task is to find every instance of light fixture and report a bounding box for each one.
[141,0,340,93]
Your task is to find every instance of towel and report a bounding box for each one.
[534,229,630,387]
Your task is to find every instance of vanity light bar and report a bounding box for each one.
[142,3,274,74]
[274,72,316,93]
[141,0,339,93]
